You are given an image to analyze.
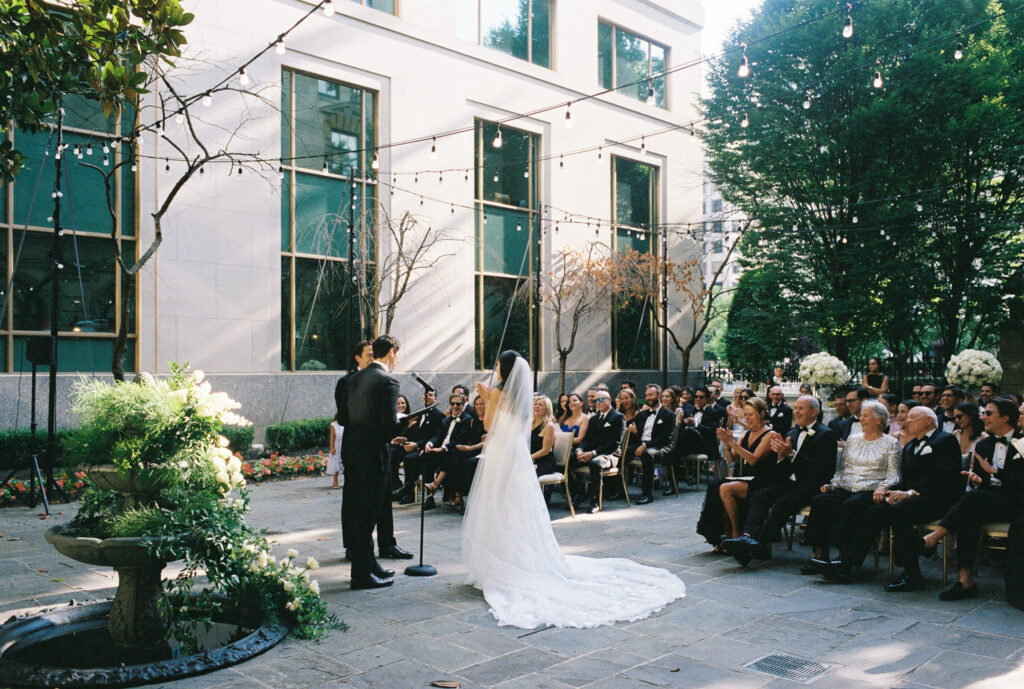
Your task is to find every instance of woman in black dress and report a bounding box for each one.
[862,357,890,395]
[531,395,558,477]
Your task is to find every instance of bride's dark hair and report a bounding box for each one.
[496,350,522,389]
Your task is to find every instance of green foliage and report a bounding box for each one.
[264,418,331,453]
[703,0,1024,359]
[0,1,193,180]
[108,505,167,538]
[220,425,254,454]
[0,428,76,468]
[725,268,798,377]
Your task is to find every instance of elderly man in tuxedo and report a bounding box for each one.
[722,395,839,567]
[628,384,676,505]
[923,396,1024,600]
[573,390,625,514]
[860,406,963,592]
[767,386,793,436]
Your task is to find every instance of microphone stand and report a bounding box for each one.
[405,372,437,577]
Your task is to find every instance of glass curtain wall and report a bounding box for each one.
[2,94,137,372]
[281,69,377,371]
[473,120,539,370]
[598,21,667,108]
[612,156,659,370]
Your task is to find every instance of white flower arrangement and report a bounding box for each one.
[798,352,851,388]
[946,349,1002,389]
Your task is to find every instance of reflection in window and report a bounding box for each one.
[457,0,551,68]
[598,21,667,108]
[349,0,396,14]
[473,119,539,369]
[281,69,377,371]
[612,156,659,370]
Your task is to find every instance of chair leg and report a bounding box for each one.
[786,520,795,551]
[621,470,631,506]
[669,465,679,497]
[888,526,894,578]
[565,480,576,517]
[942,534,949,584]
[598,476,604,511]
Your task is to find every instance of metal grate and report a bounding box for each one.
[745,654,834,683]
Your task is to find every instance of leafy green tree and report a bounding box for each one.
[0,0,192,179]
[703,0,1024,359]
[724,267,797,380]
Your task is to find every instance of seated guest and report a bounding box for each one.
[880,394,902,435]
[727,388,753,432]
[556,393,571,425]
[617,388,640,427]
[923,396,1024,600]
[827,388,850,434]
[685,386,726,472]
[662,387,681,413]
[862,406,961,592]
[722,395,838,567]
[572,391,625,514]
[895,399,919,446]
[453,395,488,499]
[422,392,474,509]
[938,385,967,434]
[978,382,999,409]
[586,388,599,414]
[620,380,638,395]
[658,404,714,493]
[805,400,901,583]
[919,383,940,412]
[862,357,891,395]
[767,386,794,436]
[560,393,590,446]
[530,395,558,477]
[698,399,778,551]
[799,383,824,424]
[393,389,444,505]
[836,387,871,441]
[389,395,413,490]
[953,400,986,467]
[452,385,475,418]
[628,384,676,505]
[679,386,696,416]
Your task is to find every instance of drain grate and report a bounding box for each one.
[745,654,834,683]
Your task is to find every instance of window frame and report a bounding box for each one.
[460,0,553,69]
[348,0,398,16]
[597,20,669,109]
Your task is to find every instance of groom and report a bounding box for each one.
[335,335,403,590]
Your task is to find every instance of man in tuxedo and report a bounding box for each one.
[686,387,725,470]
[628,384,676,504]
[923,396,1024,600]
[353,340,373,370]
[722,395,838,567]
[335,335,403,589]
[919,383,939,412]
[866,406,963,592]
[827,389,850,434]
[421,392,474,509]
[573,391,625,514]
[709,379,728,411]
[393,389,444,504]
[767,386,793,436]
[911,383,923,404]
[979,382,999,408]
[836,387,870,440]
[938,385,965,434]
[658,405,712,493]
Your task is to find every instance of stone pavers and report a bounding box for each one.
[2,476,1024,688]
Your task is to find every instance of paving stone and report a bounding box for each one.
[905,650,1024,688]
[382,633,489,673]
[823,635,942,686]
[818,609,918,637]
[894,621,1024,659]
[722,615,855,657]
[539,651,647,687]
[519,623,636,656]
[675,635,775,669]
[458,648,566,686]
[622,616,710,646]
[661,599,758,634]
[444,627,528,656]
[951,602,1024,639]
[331,643,407,672]
[495,674,576,689]
[623,654,767,688]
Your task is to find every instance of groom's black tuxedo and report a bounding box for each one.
[335,362,401,584]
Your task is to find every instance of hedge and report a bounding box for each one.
[0,429,76,469]
[263,418,331,453]
[220,425,254,454]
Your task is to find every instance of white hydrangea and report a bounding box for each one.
[799,352,851,388]
[946,349,1002,388]
[280,578,295,593]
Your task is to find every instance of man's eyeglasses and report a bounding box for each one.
[845,398,858,405]
[450,401,463,407]
[695,394,707,399]
[981,409,995,416]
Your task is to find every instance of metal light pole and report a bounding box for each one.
[534,212,541,391]
[346,165,356,372]
[46,107,64,499]
[661,226,669,388]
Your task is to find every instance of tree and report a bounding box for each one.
[724,267,799,381]
[1,0,192,179]
[702,0,1024,359]
[514,242,616,395]
[615,224,747,384]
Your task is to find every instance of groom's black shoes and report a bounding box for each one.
[380,545,414,559]
[373,564,395,578]
[351,573,393,590]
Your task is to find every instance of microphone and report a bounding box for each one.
[412,373,435,393]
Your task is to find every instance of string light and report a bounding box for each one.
[414,173,418,184]
[102,154,109,167]
[852,215,859,223]
[322,156,329,173]
[916,202,923,212]
[464,172,469,182]
[85,145,93,156]
[740,113,749,128]
[872,70,883,88]
[738,43,750,78]
[175,112,184,124]
[202,92,213,107]
[803,95,811,110]
[200,166,205,176]
[430,136,437,160]
[102,143,109,154]
[523,167,529,178]
[954,33,964,60]
[419,195,424,206]
[564,102,572,128]
[451,203,455,214]
[516,222,523,232]
[493,172,499,182]
[842,5,854,39]
[323,0,335,16]
[73,145,81,158]
[239,68,251,87]
[165,158,170,174]
[278,164,284,178]
[559,155,564,168]
[371,149,380,170]
[275,38,286,55]
[130,159,137,172]
[237,166,243,175]
[492,125,503,149]
[597,146,602,163]
[110,139,119,150]
[640,136,647,154]
[646,80,656,106]
[438,172,443,183]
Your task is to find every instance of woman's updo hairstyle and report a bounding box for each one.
[496,350,522,388]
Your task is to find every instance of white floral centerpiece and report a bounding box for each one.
[946,349,1002,389]
[798,352,851,388]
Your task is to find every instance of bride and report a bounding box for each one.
[463,350,686,629]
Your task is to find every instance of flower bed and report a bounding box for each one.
[240,452,327,482]
[0,468,88,506]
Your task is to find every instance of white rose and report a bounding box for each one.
[217,435,230,448]
[285,598,300,612]
[215,470,231,486]
[281,578,295,593]
[286,548,299,559]
[227,456,242,473]
[308,579,320,595]
[306,557,320,570]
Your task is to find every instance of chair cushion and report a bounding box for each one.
[537,473,563,484]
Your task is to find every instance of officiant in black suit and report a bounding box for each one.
[722,395,838,567]
[335,335,403,590]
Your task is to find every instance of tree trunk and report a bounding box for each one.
[680,347,691,387]
[558,352,568,398]
[111,268,131,382]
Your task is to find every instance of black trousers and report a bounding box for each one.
[458,453,480,495]
[863,494,949,574]
[664,428,710,481]
[806,489,875,555]
[639,446,662,496]
[341,458,383,581]
[388,445,405,489]
[940,489,1023,570]
[401,448,436,489]
[743,482,818,543]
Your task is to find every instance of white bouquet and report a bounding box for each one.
[945,349,1002,389]
[799,352,851,388]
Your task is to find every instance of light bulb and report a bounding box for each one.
[640,137,647,154]
[852,215,859,223]
[564,103,572,128]
[323,0,335,16]
[738,45,750,79]
[646,82,656,106]
[86,145,93,156]
[516,222,522,232]
[916,202,923,212]
[872,71,883,88]
[843,15,853,39]
[175,112,184,124]
[371,150,379,170]
[202,93,212,107]
[492,127,503,148]
[110,139,119,150]
[164,159,170,173]
[493,173,499,183]
[597,147,602,163]
[239,68,251,87]
[740,113,749,128]
[275,39,286,56]
[954,43,964,60]
[322,158,329,173]
[130,160,137,172]
[430,136,437,160]
[419,196,424,206]
[523,168,529,178]
[102,143,109,154]
[559,156,564,168]
[73,145,80,157]
[803,98,811,110]
[102,155,109,166]
[450,204,455,215]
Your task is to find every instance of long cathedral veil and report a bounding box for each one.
[461,354,686,629]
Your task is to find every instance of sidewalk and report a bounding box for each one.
[2,477,1023,688]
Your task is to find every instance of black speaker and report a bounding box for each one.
[26,337,52,366]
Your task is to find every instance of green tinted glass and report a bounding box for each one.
[614,157,654,229]
[615,297,653,369]
[13,336,134,373]
[293,256,353,370]
[598,22,614,88]
[481,0,528,62]
[292,72,362,174]
[294,173,349,257]
[531,0,551,68]
[480,122,533,208]
[479,205,531,276]
[479,275,530,369]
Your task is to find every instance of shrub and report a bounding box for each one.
[0,429,77,468]
[220,425,254,454]
[264,418,331,453]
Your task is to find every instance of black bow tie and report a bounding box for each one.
[994,436,1009,446]
[851,416,860,422]
[798,426,810,433]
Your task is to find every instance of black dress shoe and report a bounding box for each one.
[663,486,678,496]
[398,493,416,505]
[823,561,853,584]
[344,549,352,562]
[379,545,414,560]
[588,503,601,514]
[636,494,653,505]
[605,490,625,501]
[939,581,978,601]
[885,574,925,592]
[351,573,394,590]
[423,496,436,510]
[373,565,395,578]
[800,559,829,575]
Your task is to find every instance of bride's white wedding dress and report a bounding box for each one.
[461,357,686,629]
